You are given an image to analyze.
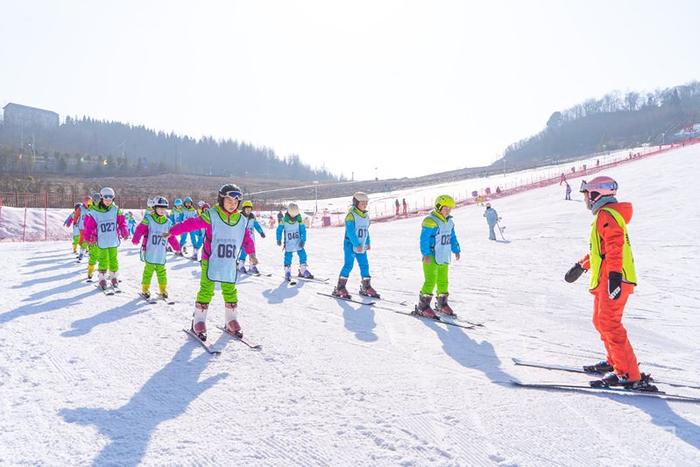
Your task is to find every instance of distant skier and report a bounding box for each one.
[180,196,203,257]
[170,198,184,255]
[83,187,129,291]
[395,199,400,216]
[277,210,284,225]
[126,212,137,236]
[565,182,572,201]
[75,195,92,261]
[402,198,408,216]
[415,195,461,318]
[145,197,155,217]
[483,203,499,240]
[165,184,257,341]
[84,192,102,280]
[276,203,314,281]
[238,200,266,275]
[332,192,380,299]
[64,203,82,254]
[564,176,655,391]
[132,196,181,300]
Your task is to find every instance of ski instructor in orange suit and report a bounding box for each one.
[564,176,656,391]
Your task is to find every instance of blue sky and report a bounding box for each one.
[1,0,699,179]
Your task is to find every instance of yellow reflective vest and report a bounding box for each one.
[589,206,637,290]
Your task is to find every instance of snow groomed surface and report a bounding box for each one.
[1,145,699,465]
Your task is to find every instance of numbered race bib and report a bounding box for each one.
[91,207,120,249]
[143,214,172,265]
[207,208,248,283]
[351,210,370,253]
[283,222,302,252]
[431,213,454,265]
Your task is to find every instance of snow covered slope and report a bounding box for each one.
[1,145,699,466]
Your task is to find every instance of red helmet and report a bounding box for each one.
[580,176,618,204]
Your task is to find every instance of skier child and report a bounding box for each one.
[415,195,461,318]
[180,196,203,256]
[332,192,380,299]
[127,212,137,236]
[75,196,93,260]
[564,176,655,391]
[276,203,314,281]
[84,192,102,280]
[483,203,499,240]
[64,203,83,254]
[83,187,129,291]
[165,184,257,341]
[238,200,266,274]
[132,196,181,300]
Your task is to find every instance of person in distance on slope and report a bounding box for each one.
[83,187,129,290]
[483,203,499,241]
[564,176,655,391]
[132,196,181,300]
[196,200,209,254]
[565,181,572,201]
[63,196,92,257]
[83,192,102,280]
[126,212,137,236]
[332,192,380,299]
[179,196,203,259]
[238,200,266,275]
[415,195,461,318]
[64,203,82,255]
[143,197,155,219]
[169,198,185,255]
[165,184,257,341]
[75,195,93,261]
[276,202,314,281]
[196,200,209,216]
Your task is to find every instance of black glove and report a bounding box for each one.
[608,272,623,300]
[564,263,585,283]
[299,241,305,249]
[261,232,266,238]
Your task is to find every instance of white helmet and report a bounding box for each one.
[287,202,300,217]
[152,196,169,208]
[353,192,369,203]
[100,187,115,199]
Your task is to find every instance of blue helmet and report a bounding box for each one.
[174,198,183,207]
[184,196,193,204]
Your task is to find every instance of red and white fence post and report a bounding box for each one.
[22,200,28,242]
[44,192,49,241]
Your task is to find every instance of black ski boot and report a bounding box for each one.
[332,277,351,299]
[414,293,437,319]
[583,360,613,374]
[359,277,380,298]
[590,372,658,392]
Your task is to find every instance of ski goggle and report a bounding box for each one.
[579,180,617,193]
[222,190,242,200]
[102,194,115,200]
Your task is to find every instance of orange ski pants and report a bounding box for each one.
[592,282,640,381]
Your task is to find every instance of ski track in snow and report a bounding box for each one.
[1,146,700,465]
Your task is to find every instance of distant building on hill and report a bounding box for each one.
[2,103,59,129]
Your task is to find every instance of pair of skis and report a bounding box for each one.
[92,282,122,296]
[183,326,262,355]
[511,358,700,403]
[139,293,175,305]
[316,292,484,330]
